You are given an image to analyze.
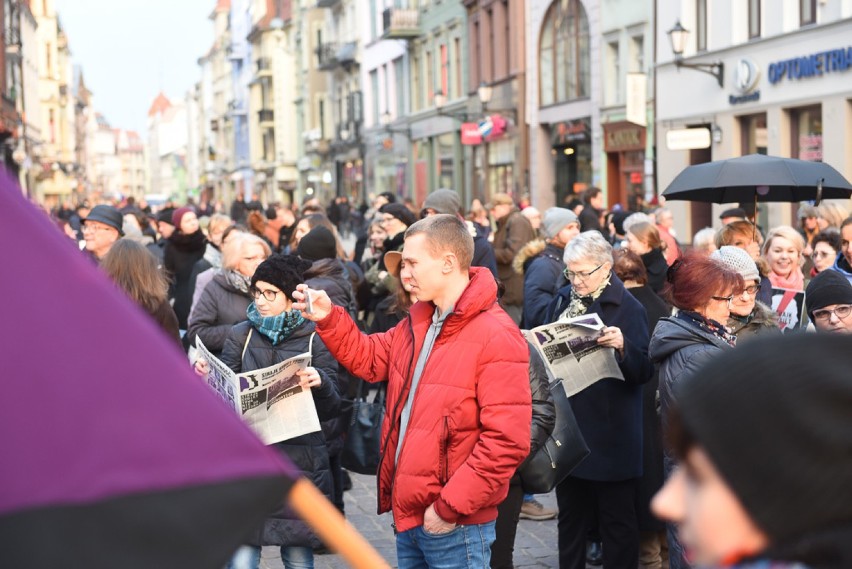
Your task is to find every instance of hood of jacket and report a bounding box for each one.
[408,266,497,337]
[831,253,852,279]
[649,315,732,363]
[728,300,778,335]
[513,239,547,275]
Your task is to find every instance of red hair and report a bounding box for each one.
[664,251,744,311]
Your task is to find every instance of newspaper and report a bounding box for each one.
[196,337,321,445]
[523,313,624,398]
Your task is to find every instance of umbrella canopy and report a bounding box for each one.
[662,154,852,203]
[0,179,297,568]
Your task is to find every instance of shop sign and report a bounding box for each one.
[461,122,483,145]
[730,58,761,105]
[551,118,590,146]
[603,121,645,153]
[768,47,852,84]
[666,127,711,150]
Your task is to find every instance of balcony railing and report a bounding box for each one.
[315,41,357,71]
[256,57,271,74]
[258,109,274,124]
[382,8,421,39]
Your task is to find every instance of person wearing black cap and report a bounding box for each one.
[652,333,852,568]
[805,269,852,334]
[218,254,341,569]
[363,203,418,310]
[146,208,176,266]
[298,226,359,514]
[719,207,747,226]
[81,204,124,261]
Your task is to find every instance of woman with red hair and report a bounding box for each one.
[648,252,744,569]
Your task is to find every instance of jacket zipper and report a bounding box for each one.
[378,317,417,516]
[440,413,450,485]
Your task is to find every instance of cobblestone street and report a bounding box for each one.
[260,473,559,568]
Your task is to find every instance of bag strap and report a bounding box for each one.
[308,331,315,363]
[240,328,253,368]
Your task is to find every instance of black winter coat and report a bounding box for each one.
[221,320,340,548]
[522,242,566,329]
[186,271,252,356]
[514,344,556,481]
[544,274,653,481]
[163,230,207,329]
[641,248,669,295]
[305,258,358,444]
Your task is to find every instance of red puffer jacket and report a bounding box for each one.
[316,267,531,533]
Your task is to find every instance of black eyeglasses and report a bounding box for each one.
[564,263,605,282]
[740,283,762,296]
[812,304,852,322]
[250,287,281,302]
[711,295,735,304]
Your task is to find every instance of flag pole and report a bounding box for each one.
[288,478,391,569]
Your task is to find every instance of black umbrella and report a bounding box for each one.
[662,153,852,204]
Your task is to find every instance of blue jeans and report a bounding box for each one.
[396,522,496,569]
[227,545,314,569]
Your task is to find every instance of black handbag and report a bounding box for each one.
[340,381,387,475]
[518,380,590,494]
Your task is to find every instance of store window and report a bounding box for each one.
[748,0,761,38]
[539,0,590,106]
[800,0,816,25]
[739,113,768,155]
[437,133,455,190]
[790,105,822,162]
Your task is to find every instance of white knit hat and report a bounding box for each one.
[711,245,760,282]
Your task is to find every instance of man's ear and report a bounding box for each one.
[442,252,457,274]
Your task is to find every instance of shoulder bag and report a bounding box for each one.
[340,380,387,475]
[518,379,590,494]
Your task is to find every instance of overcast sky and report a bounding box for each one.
[54,0,213,137]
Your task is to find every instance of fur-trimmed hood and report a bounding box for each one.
[513,238,547,275]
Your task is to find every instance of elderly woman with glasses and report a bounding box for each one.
[648,251,744,569]
[543,231,653,569]
[710,246,780,343]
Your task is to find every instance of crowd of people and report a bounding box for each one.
[39,185,852,569]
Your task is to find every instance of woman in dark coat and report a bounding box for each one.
[219,254,340,569]
[101,239,181,348]
[626,221,670,295]
[187,233,271,357]
[613,248,671,568]
[163,207,207,332]
[543,231,653,569]
[648,252,744,569]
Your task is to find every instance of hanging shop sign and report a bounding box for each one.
[551,118,591,146]
[730,58,761,105]
[603,121,646,153]
[461,122,483,145]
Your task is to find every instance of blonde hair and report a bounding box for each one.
[627,221,666,251]
[817,202,850,229]
[222,233,272,271]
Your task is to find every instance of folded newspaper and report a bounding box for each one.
[523,313,624,398]
[196,337,321,445]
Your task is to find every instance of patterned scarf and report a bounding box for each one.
[560,271,612,320]
[676,309,737,347]
[225,269,251,295]
[246,303,305,345]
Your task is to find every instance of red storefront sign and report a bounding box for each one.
[461,122,483,145]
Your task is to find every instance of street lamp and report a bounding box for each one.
[667,20,724,88]
[477,82,492,106]
[381,110,411,138]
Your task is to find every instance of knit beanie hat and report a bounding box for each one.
[156,208,176,225]
[610,211,630,236]
[297,226,337,261]
[422,189,460,217]
[380,203,417,227]
[805,269,852,318]
[250,254,313,300]
[711,245,760,283]
[172,207,194,228]
[542,207,579,239]
[675,333,852,546]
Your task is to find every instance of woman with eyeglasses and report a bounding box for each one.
[710,246,780,343]
[810,230,842,277]
[218,254,341,569]
[648,252,744,569]
[187,233,272,358]
[543,231,653,569]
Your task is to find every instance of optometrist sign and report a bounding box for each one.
[768,47,852,84]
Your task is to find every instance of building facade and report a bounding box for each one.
[656,0,852,239]
[527,0,602,209]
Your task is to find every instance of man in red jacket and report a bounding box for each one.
[295,214,532,569]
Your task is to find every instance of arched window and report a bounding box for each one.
[539,0,590,106]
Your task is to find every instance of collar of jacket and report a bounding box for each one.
[407,266,497,342]
[553,271,627,310]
